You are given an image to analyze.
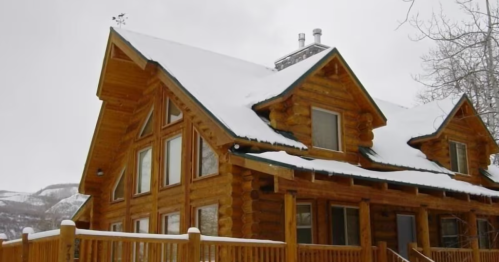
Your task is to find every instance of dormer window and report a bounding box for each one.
[449,141,468,174]
[312,108,341,151]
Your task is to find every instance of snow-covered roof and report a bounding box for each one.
[274,42,329,63]
[361,96,463,174]
[114,28,344,149]
[481,165,499,183]
[242,151,499,197]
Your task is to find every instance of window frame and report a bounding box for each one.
[136,146,152,195]
[138,107,154,138]
[110,222,123,262]
[449,140,469,175]
[311,107,342,152]
[296,202,314,244]
[162,212,181,235]
[194,131,219,179]
[111,168,126,202]
[330,204,360,246]
[477,218,491,249]
[195,204,219,236]
[163,97,183,127]
[132,217,150,262]
[440,217,460,248]
[163,134,183,188]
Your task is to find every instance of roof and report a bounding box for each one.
[480,165,499,184]
[274,42,329,63]
[239,151,499,197]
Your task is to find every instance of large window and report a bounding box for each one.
[196,134,218,177]
[136,147,152,194]
[312,108,341,151]
[196,205,218,236]
[441,218,460,248]
[112,169,125,201]
[478,219,491,249]
[297,203,313,244]
[165,98,183,125]
[449,141,468,174]
[133,218,149,262]
[331,206,359,246]
[164,135,182,186]
[110,223,123,262]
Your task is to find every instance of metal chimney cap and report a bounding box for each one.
[313,28,322,35]
[298,33,305,40]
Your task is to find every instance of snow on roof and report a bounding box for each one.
[481,165,499,183]
[363,96,462,174]
[245,151,499,197]
[113,28,337,149]
[274,42,329,63]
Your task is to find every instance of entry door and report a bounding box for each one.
[397,214,417,259]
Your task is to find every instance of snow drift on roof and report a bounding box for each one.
[363,96,461,174]
[113,28,336,149]
[482,165,499,183]
[245,151,499,197]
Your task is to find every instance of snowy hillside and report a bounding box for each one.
[0,184,88,239]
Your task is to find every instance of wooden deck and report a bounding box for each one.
[1,222,499,262]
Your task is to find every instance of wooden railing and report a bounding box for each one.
[200,236,286,262]
[297,244,362,262]
[387,248,409,262]
[480,249,499,262]
[430,247,473,262]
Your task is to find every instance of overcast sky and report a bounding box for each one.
[0,0,461,192]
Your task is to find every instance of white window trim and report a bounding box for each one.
[162,212,181,234]
[133,218,149,262]
[449,140,469,175]
[139,107,154,138]
[165,98,183,126]
[297,203,313,243]
[331,205,359,246]
[136,146,152,194]
[195,132,219,178]
[110,222,122,231]
[164,134,182,186]
[112,168,126,201]
[311,107,342,152]
[195,204,219,235]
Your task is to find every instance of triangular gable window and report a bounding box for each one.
[112,169,125,201]
[139,108,154,138]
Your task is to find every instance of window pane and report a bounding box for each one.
[198,206,218,236]
[138,148,152,194]
[297,228,313,244]
[297,205,312,226]
[450,142,458,172]
[167,100,183,124]
[478,220,490,249]
[140,112,153,137]
[134,219,149,262]
[198,137,218,177]
[164,213,180,235]
[165,136,182,185]
[312,109,339,151]
[135,219,149,233]
[110,223,123,262]
[441,218,459,235]
[113,172,125,201]
[346,208,360,246]
[332,207,346,245]
[456,143,468,174]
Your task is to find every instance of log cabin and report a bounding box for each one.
[71,27,499,262]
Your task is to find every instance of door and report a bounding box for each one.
[397,214,417,259]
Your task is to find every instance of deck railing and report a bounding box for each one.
[297,244,362,262]
[430,247,473,262]
[387,248,409,262]
[479,249,499,262]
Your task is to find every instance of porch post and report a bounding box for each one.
[359,199,372,262]
[417,206,431,258]
[468,211,480,262]
[284,190,297,262]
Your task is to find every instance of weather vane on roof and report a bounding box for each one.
[112,13,128,28]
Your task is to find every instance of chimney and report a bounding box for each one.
[313,28,322,44]
[298,33,305,48]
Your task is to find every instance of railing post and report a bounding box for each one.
[0,233,7,262]
[284,190,297,262]
[188,227,201,262]
[417,206,431,258]
[22,227,33,262]
[377,241,387,262]
[59,220,76,262]
[360,199,372,262]
[407,242,417,262]
[468,211,481,262]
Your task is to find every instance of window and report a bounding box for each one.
[165,98,183,124]
[163,212,180,235]
[478,219,491,249]
[112,169,125,201]
[139,108,154,138]
[331,206,359,246]
[312,108,340,151]
[297,203,313,244]
[449,141,468,174]
[196,134,218,177]
[136,147,152,194]
[441,218,459,248]
[164,135,182,186]
[196,205,218,236]
[133,218,149,262]
[110,223,123,262]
